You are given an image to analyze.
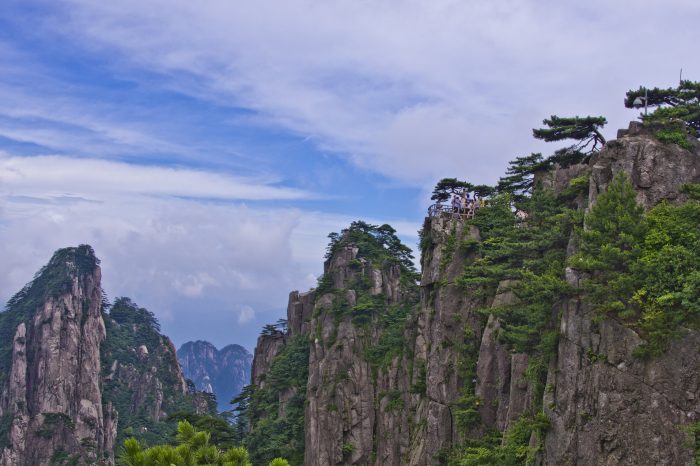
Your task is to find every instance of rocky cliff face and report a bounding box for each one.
[0,246,203,465]
[177,340,252,412]
[541,122,700,466]
[249,123,700,465]
[0,246,111,465]
[100,297,200,449]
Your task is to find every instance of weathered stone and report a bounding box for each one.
[476,315,511,431]
[250,123,700,466]
[541,126,700,465]
[0,250,112,466]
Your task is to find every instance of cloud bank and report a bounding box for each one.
[0,153,418,349]
[43,0,700,183]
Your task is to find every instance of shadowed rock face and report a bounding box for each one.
[177,340,253,412]
[250,123,700,465]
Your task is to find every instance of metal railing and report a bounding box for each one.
[428,202,485,219]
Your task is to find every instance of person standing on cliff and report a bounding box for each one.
[452,193,461,213]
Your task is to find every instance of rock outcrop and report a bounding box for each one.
[0,246,204,465]
[540,123,700,466]
[0,246,112,465]
[177,340,253,412]
[100,297,196,449]
[249,123,700,465]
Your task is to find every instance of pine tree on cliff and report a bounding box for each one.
[532,115,607,152]
[495,152,547,201]
[570,172,645,318]
[497,115,607,200]
[625,80,700,148]
[625,80,700,132]
[430,178,473,203]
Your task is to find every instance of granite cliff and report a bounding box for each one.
[0,246,207,465]
[246,123,700,465]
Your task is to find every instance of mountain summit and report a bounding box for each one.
[177,340,253,413]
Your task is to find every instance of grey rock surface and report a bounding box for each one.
[541,126,700,465]
[178,340,253,412]
[249,124,700,465]
[0,249,112,466]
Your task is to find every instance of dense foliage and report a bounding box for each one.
[495,153,549,201]
[572,175,700,356]
[447,413,550,466]
[167,411,240,451]
[234,336,309,465]
[431,178,474,203]
[461,184,583,354]
[625,80,700,132]
[625,80,700,149]
[118,420,274,466]
[102,298,211,448]
[323,220,417,276]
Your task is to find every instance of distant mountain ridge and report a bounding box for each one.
[177,340,252,413]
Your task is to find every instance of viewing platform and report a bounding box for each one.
[427,203,483,220]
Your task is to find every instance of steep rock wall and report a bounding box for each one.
[250,123,700,465]
[303,244,413,465]
[0,246,112,466]
[0,247,203,465]
[541,124,700,466]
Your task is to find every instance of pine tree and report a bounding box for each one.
[533,115,607,153]
[625,80,700,134]
[119,420,257,466]
[430,178,473,203]
[571,172,645,318]
[496,153,547,201]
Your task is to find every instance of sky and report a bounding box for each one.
[1,0,698,352]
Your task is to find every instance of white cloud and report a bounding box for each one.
[173,272,218,297]
[42,0,700,185]
[237,305,255,324]
[4,0,696,349]
[0,154,311,201]
[0,151,420,348]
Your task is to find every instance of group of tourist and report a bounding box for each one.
[429,191,531,225]
[438,191,486,218]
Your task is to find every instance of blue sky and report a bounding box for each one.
[1,0,698,351]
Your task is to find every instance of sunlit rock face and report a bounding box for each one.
[0,246,112,466]
[250,122,700,465]
[541,124,700,466]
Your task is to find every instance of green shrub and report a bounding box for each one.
[572,176,700,357]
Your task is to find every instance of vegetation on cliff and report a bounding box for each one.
[324,220,418,277]
[625,80,700,148]
[230,80,700,465]
[0,245,101,453]
[119,420,259,466]
[572,174,700,357]
[234,335,309,465]
[102,297,223,448]
[0,245,100,389]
